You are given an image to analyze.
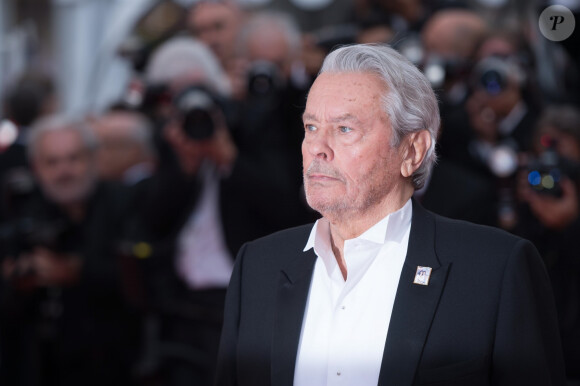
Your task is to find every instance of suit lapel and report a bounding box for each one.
[378,201,450,386]
[271,248,317,386]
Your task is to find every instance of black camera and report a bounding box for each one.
[0,217,69,279]
[174,85,222,140]
[471,56,521,95]
[247,60,284,97]
[527,136,580,197]
[140,83,225,140]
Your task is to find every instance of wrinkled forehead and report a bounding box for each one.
[95,113,141,136]
[308,70,386,96]
[34,129,87,157]
[305,72,389,118]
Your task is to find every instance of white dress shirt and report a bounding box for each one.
[294,199,412,386]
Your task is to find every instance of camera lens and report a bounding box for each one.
[472,57,511,95]
[182,108,215,140]
[480,69,505,95]
[176,87,217,140]
[247,61,282,97]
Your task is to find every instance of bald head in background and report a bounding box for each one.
[421,8,487,61]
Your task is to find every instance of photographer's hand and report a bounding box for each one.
[2,255,37,290]
[522,178,579,230]
[164,114,238,175]
[31,247,81,287]
[207,123,238,173]
[164,119,205,175]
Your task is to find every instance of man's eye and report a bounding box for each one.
[305,124,317,132]
[339,126,353,133]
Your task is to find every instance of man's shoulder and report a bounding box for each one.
[434,213,521,244]
[429,210,533,260]
[233,223,315,272]
[246,223,314,250]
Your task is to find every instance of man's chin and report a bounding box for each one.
[44,183,94,206]
[305,196,347,217]
[47,192,88,206]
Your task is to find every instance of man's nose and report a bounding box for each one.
[303,131,333,161]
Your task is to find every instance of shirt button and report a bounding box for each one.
[341,305,346,310]
[337,371,341,376]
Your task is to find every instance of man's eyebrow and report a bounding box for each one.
[330,113,360,124]
[302,112,361,124]
[302,112,317,122]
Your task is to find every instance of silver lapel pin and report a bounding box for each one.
[413,266,432,286]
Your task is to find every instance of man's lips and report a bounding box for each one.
[305,161,344,183]
[306,172,345,186]
[308,173,339,181]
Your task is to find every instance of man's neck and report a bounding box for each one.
[325,189,413,279]
[62,202,87,223]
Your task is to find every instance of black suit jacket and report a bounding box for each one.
[215,201,566,386]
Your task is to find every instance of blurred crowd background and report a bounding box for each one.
[0,0,579,385]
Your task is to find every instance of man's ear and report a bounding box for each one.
[400,130,431,178]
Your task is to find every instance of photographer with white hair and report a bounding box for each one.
[131,34,315,386]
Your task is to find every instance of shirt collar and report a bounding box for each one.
[303,198,413,253]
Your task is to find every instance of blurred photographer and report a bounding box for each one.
[420,8,487,101]
[237,10,309,99]
[133,35,238,385]
[0,115,137,386]
[406,8,497,227]
[234,11,313,206]
[466,30,540,176]
[514,105,580,382]
[186,0,247,101]
[418,8,488,165]
[462,30,542,229]
[131,33,315,385]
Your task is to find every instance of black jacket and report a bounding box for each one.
[216,200,566,386]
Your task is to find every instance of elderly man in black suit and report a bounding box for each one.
[215,44,566,386]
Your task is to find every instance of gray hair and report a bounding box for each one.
[238,11,302,58]
[27,114,99,161]
[319,44,440,189]
[144,35,232,97]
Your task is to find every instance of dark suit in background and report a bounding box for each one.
[0,182,138,386]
